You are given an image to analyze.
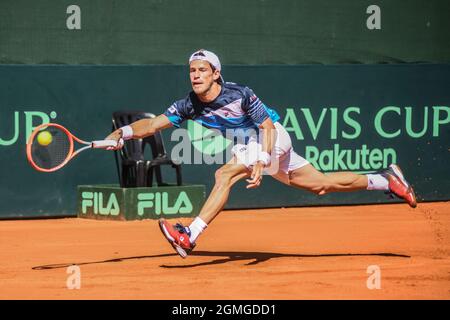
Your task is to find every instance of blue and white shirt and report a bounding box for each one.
[164,82,280,137]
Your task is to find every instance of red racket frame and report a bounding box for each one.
[26,123,90,173]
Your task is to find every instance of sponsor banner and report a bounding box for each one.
[181,105,449,174]
[77,185,205,220]
[0,64,448,217]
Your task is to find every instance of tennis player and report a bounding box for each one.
[106,49,417,258]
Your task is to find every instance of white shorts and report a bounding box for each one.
[231,122,309,176]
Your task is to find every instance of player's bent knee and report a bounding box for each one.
[214,168,234,187]
[215,165,248,188]
[214,169,226,184]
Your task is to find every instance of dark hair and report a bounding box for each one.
[193,51,206,57]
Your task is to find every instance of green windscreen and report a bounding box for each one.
[1,0,449,65]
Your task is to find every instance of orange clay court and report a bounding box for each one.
[0,202,449,300]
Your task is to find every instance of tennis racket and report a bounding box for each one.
[26,123,120,172]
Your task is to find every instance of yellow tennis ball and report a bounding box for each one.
[37,131,53,146]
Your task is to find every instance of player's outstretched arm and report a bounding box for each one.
[105,114,173,148]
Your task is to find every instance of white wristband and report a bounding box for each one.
[257,151,271,166]
[120,125,134,140]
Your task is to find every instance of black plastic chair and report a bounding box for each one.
[112,111,182,187]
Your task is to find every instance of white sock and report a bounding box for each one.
[366,174,389,190]
[188,217,208,244]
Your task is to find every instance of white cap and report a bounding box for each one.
[189,49,224,83]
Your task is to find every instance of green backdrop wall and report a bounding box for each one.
[1,0,449,65]
[0,64,448,218]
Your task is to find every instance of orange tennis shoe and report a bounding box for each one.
[158,219,195,258]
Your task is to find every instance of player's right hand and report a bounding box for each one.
[105,130,124,150]
[246,161,264,189]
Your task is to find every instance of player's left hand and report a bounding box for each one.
[246,161,264,189]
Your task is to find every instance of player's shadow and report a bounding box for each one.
[160,251,410,268]
[32,251,410,270]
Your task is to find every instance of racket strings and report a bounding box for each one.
[30,127,71,170]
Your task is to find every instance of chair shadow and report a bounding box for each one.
[32,251,410,270]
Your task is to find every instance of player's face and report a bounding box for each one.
[189,60,220,95]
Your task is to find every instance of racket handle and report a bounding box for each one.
[91,139,119,149]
